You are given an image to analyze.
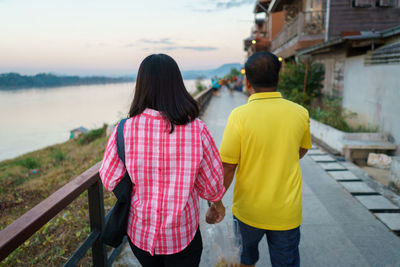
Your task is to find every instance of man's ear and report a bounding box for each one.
[245,77,254,94]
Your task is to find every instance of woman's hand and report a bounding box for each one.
[205,201,225,224]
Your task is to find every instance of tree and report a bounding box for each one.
[278,59,325,107]
[224,68,241,79]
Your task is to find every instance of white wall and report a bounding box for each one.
[342,55,400,154]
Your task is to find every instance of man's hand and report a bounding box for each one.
[205,201,225,224]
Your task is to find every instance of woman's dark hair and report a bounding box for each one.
[244,51,281,91]
[129,54,199,133]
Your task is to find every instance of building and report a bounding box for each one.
[244,0,285,57]
[69,127,88,140]
[244,1,400,155]
[298,25,400,154]
[246,0,400,59]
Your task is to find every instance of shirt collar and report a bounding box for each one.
[248,91,282,103]
[142,108,163,118]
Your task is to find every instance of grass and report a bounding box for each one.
[15,157,41,169]
[0,126,117,267]
[309,97,378,133]
[77,126,106,145]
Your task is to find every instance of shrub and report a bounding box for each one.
[51,149,67,163]
[309,97,353,132]
[15,157,41,169]
[77,127,105,145]
[195,77,207,92]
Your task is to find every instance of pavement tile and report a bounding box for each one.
[327,170,359,180]
[355,195,400,211]
[308,149,326,155]
[300,225,370,267]
[339,181,377,194]
[302,195,335,225]
[374,213,400,231]
[310,155,336,162]
[318,162,347,171]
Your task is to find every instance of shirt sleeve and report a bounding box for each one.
[301,115,312,149]
[99,123,126,192]
[219,110,241,164]
[195,124,226,202]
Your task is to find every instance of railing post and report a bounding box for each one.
[88,178,107,267]
[298,12,304,38]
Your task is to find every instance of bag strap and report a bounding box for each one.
[116,118,127,164]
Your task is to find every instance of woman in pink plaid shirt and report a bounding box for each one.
[99,54,226,267]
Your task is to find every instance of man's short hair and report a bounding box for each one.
[244,51,281,91]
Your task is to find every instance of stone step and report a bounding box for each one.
[374,213,400,233]
[339,181,378,195]
[308,149,326,155]
[327,170,360,181]
[355,195,400,212]
[310,155,336,162]
[318,162,347,171]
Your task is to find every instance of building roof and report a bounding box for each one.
[268,0,289,12]
[365,41,400,65]
[254,0,271,13]
[297,24,400,56]
[71,127,88,133]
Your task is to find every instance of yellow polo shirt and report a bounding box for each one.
[220,91,312,230]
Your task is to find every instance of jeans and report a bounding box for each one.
[234,216,300,267]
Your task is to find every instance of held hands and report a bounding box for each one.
[205,201,225,224]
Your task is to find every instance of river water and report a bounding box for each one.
[0,80,205,161]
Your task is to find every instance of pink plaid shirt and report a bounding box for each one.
[99,108,225,255]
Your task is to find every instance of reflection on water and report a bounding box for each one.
[0,80,204,161]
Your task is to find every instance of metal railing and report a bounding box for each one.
[0,87,213,266]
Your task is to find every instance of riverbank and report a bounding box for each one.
[0,127,114,266]
[0,73,133,90]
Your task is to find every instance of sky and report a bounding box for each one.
[0,0,258,76]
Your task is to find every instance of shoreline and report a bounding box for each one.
[0,80,134,91]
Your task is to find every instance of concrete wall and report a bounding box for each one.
[342,55,400,154]
[313,50,346,97]
[310,118,389,154]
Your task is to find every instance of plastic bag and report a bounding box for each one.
[206,218,242,267]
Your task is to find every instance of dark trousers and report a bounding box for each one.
[128,228,203,267]
[235,216,300,267]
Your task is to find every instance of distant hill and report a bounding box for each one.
[181,63,242,80]
[0,63,242,89]
[0,73,134,90]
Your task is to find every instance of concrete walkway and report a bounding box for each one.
[114,89,400,266]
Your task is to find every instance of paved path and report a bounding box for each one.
[114,89,400,266]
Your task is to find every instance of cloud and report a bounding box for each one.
[162,46,218,52]
[215,0,254,9]
[125,38,175,48]
[191,0,254,12]
[85,42,108,48]
[139,38,175,45]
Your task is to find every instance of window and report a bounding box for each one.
[376,0,396,7]
[352,0,372,7]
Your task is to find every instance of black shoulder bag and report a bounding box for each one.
[101,118,133,247]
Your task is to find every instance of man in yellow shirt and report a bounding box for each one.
[212,52,312,267]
